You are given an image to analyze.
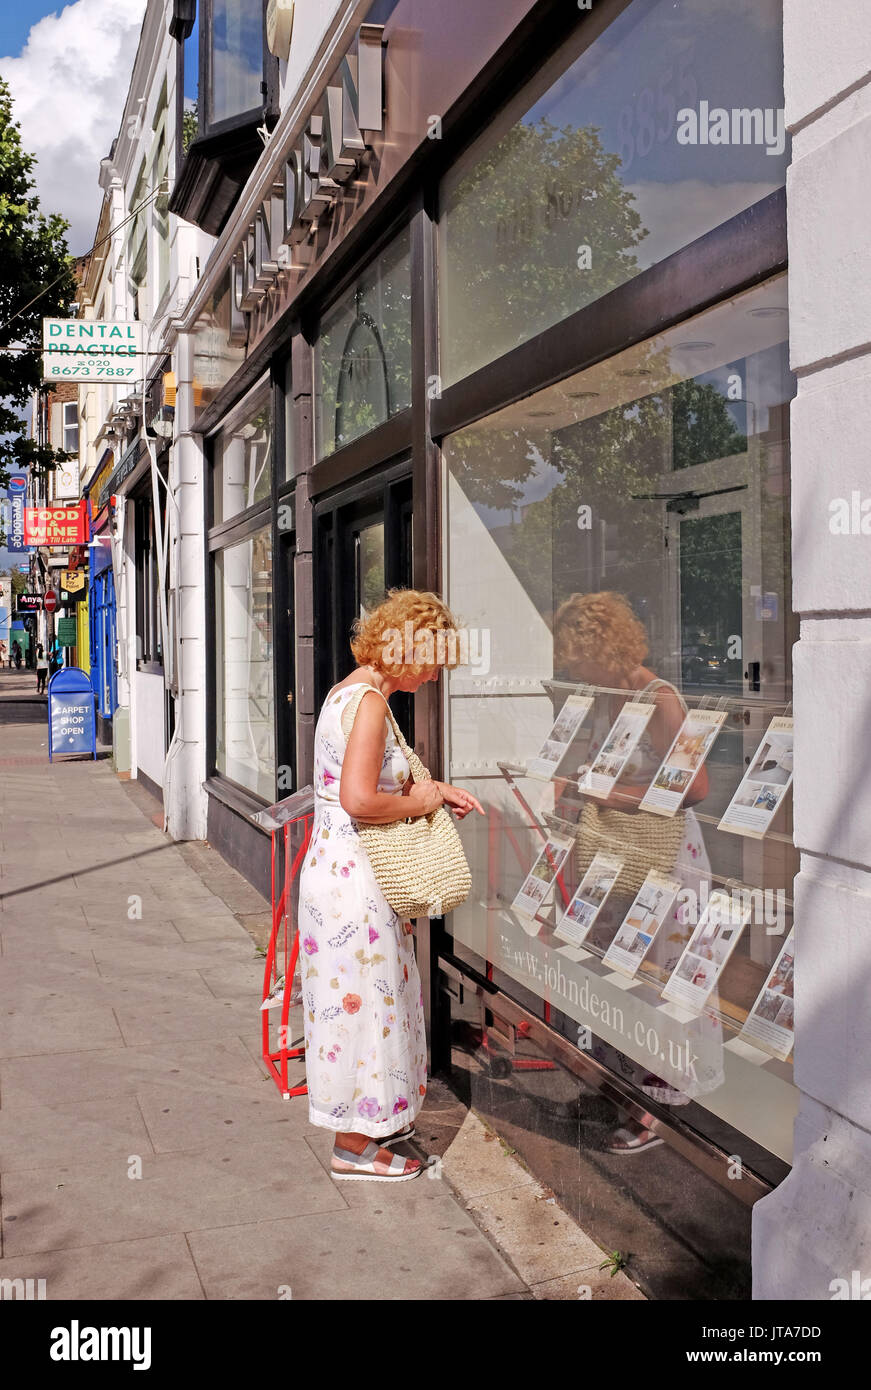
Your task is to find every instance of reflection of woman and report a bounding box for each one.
[298,589,483,1183]
[553,592,721,1153]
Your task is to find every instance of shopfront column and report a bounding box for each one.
[752,1,871,1299]
[166,329,208,840]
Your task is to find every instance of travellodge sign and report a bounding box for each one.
[230,24,385,329]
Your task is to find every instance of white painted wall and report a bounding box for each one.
[752,0,871,1300]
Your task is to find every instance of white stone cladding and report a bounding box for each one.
[752,0,871,1300]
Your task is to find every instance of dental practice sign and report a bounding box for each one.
[42,318,144,383]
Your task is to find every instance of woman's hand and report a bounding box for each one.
[405,780,445,816]
[433,781,485,820]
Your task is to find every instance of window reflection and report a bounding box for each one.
[214,526,274,798]
[439,0,788,385]
[211,0,263,124]
[212,383,272,525]
[315,228,412,458]
[444,275,798,1161]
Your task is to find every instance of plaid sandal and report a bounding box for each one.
[331,1140,423,1182]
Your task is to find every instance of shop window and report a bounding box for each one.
[134,484,166,670]
[212,380,272,525]
[314,226,412,459]
[443,274,798,1166]
[191,266,247,414]
[439,0,789,386]
[214,524,275,799]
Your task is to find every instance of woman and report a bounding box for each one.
[35,643,49,694]
[553,592,722,1153]
[299,589,484,1182]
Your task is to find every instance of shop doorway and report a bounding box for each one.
[314,462,413,729]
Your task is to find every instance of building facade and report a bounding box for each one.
[76,0,871,1298]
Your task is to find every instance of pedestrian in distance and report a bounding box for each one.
[35,643,48,694]
[12,639,22,669]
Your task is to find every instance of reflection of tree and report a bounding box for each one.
[319,234,411,454]
[672,379,745,472]
[452,372,750,637]
[443,117,647,384]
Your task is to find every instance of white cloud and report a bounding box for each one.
[0,0,148,256]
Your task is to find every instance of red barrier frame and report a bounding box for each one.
[261,812,313,1099]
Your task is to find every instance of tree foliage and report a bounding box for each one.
[0,76,77,487]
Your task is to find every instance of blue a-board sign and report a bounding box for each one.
[48,667,96,761]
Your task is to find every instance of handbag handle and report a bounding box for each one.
[341,684,431,785]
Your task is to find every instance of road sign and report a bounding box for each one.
[48,667,96,761]
[43,592,58,613]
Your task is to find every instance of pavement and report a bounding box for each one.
[0,679,644,1301]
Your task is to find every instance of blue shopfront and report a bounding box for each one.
[84,490,117,745]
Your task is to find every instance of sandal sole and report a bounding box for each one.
[379,1126,416,1146]
[330,1166,424,1181]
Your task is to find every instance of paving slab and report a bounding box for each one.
[0,1036,266,1109]
[1,1135,345,1256]
[0,1002,125,1058]
[0,1235,204,1300]
[0,1096,153,1173]
[184,1195,526,1301]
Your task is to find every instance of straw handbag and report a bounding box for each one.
[574,801,686,898]
[342,686,472,920]
[574,678,688,897]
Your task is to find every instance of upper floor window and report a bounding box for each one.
[209,0,265,126]
[170,0,277,236]
[62,402,79,455]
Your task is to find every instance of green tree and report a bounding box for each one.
[0,76,78,491]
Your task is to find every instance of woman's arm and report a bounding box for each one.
[340,691,443,823]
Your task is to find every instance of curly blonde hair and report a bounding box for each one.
[553,591,648,677]
[350,588,463,677]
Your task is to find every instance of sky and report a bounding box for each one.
[0,0,148,256]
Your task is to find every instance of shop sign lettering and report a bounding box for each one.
[23,502,89,547]
[230,24,385,320]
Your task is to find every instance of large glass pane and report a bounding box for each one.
[443,275,798,1166]
[214,526,274,798]
[439,0,788,385]
[191,267,247,414]
[212,383,272,525]
[210,0,263,125]
[314,227,412,458]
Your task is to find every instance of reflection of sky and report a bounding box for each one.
[183,14,199,103]
[525,0,787,187]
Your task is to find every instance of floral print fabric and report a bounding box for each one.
[298,683,427,1136]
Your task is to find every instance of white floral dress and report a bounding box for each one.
[298,682,428,1137]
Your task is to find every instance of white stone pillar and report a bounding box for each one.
[752,2,871,1299]
[163,329,208,840]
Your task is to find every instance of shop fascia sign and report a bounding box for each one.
[230,24,385,323]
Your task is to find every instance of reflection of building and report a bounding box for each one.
[72,0,868,1301]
